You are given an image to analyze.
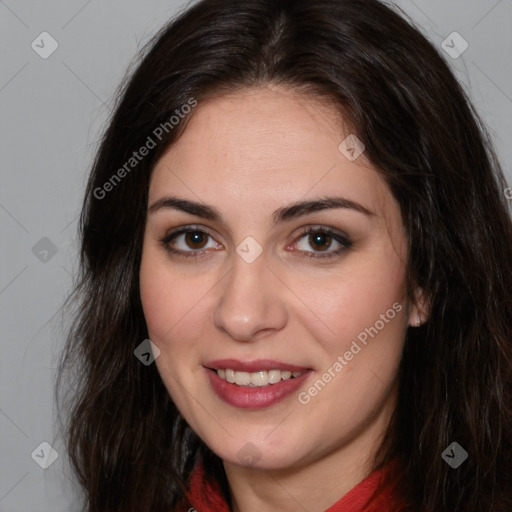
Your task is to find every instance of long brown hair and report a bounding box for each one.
[56,0,512,510]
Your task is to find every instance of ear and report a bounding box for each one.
[408,287,430,327]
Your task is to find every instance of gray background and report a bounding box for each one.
[1,1,511,510]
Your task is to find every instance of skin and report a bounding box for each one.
[139,84,427,511]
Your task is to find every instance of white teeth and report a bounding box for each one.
[215,368,304,387]
[235,371,251,386]
[250,371,268,386]
[267,370,281,384]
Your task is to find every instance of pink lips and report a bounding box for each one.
[204,359,312,409]
[205,358,309,373]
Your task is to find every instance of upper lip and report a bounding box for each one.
[205,359,310,372]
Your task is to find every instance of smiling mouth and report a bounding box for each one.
[212,368,305,387]
[204,362,312,409]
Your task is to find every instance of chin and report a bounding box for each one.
[204,432,308,470]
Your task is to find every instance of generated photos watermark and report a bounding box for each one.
[93,97,197,200]
[441,442,468,469]
[134,339,161,366]
[298,302,403,405]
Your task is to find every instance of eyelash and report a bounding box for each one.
[158,225,352,260]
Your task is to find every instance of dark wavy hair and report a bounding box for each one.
[56,0,512,510]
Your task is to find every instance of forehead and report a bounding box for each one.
[149,85,398,225]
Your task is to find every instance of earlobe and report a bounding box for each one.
[408,287,430,327]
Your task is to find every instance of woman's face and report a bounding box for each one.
[140,85,421,471]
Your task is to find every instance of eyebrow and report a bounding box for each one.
[148,195,375,225]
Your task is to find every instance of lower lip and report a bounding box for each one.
[205,368,312,409]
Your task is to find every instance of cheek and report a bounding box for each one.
[139,246,187,341]
[304,247,408,358]
[296,258,407,434]
[139,248,213,353]
[139,263,171,339]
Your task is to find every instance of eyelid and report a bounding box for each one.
[161,224,215,239]
[293,225,351,245]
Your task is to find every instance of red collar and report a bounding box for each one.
[177,457,404,512]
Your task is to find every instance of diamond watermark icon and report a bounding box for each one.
[32,237,58,263]
[441,32,468,59]
[236,236,263,264]
[338,134,365,161]
[441,442,468,468]
[31,441,58,469]
[237,442,262,466]
[31,32,59,59]
[134,339,161,365]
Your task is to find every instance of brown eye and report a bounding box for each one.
[159,226,222,259]
[307,232,333,252]
[293,227,352,259]
[184,231,209,249]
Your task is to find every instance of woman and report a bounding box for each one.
[56,0,512,510]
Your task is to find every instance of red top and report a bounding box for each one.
[175,457,407,512]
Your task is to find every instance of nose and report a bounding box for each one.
[212,252,288,342]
